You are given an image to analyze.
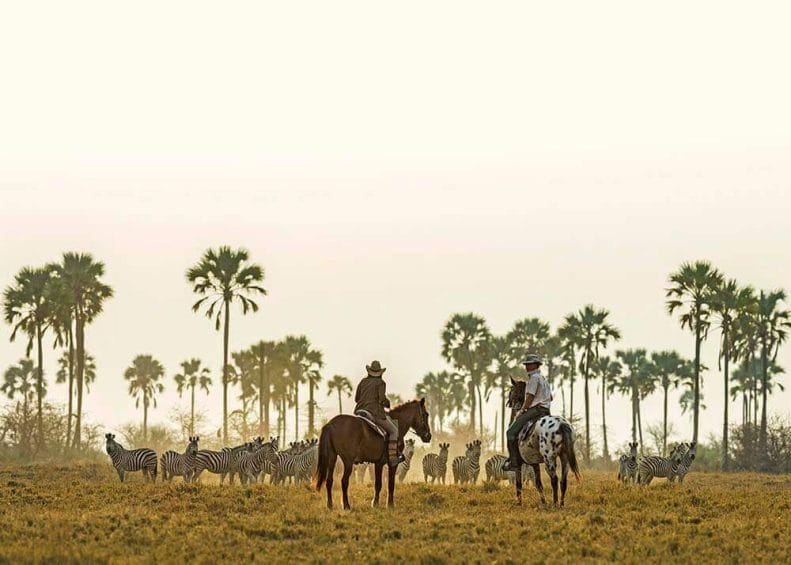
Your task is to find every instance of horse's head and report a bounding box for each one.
[507,378,525,408]
[391,398,432,443]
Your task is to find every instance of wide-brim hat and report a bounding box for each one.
[522,353,543,366]
[366,360,386,376]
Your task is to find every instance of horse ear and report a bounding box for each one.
[510,377,516,385]
[420,397,425,406]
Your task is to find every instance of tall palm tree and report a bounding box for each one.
[542,334,564,389]
[326,374,352,414]
[186,246,266,442]
[447,373,468,424]
[711,279,756,468]
[229,349,258,440]
[416,370,454,433]
[489,336,517,450]
[3,265,55,451]
[506,317,550,362]
[733,308,761,426]
[729,359,754,426]
[568,305,621,462]
[615,349,651,451]
[650,350,689,456]
[2,358,39,455]
[173,358,212,437]
[123,355,165,441]
[666,260,723,443]
[48,278,76,449]
[441,313,493,435]
[282,335,323,440]
[558,315,582,420]
[249,340,278,436]
[56,350,96,448]
[52,252,113,450]
[755,289,790,450]
[591,355,621,460]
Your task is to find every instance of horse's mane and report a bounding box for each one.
[389,399,421,413]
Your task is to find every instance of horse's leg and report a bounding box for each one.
[532,463,545,505]
[372,463,384,508]
[325,449,338,510]
[560,456,569,507]
[387,464,396,509]
[341,457,353,510]
[514,465,522,505]
[546,456,559,507]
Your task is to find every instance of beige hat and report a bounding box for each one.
[366,360,386,377]
[522,353,543,366]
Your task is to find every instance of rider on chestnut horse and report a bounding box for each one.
[354,360,404,467]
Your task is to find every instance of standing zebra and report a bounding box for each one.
[422,442,450,484]
[396,439,416,483]
[452,440,482,484]
[193,438,261,484]
[671,442,697,483]
[617,442,639,484]
[273,440,318,484]
[484,454,535,485]
[105,433,158,483]
[237,438,279,485]
[637,443,684,485]
[161,436,200,483]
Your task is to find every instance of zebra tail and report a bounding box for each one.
[560,423,581,481]
[315,425,331,491]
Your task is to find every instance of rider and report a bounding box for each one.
[503,353,552,472]
[353,360,404,467]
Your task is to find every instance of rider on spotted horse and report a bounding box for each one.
[503,353,553,472]
[353,360,405,467]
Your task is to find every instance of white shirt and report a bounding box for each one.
[524,368,553,409]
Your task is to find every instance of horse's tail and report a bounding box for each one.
[560,422,581,481]
[315,424,332,491]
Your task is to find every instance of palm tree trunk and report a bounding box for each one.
[308,381,315,436]
[468,380,476,432]
[294,378,300,442]
[601,370,608,460]
[258,366,265,436]
[583,351,591,462]
[337,390,343,414]
[637,399,644,452]
[222,300,230,443]
[751,352,758,425]
[73,309,85,451]
[759,339,769,451]
[65,327,74,452]
[561,385,566,417]
[662,383,669,456]
[281,397,287,440]
[36,323,44,453]
[500,382,506,452]
[722,333,730,470]
[477,385,483,437]
[143,395,149,442]
[190,384,196,437]
[693,319,702,444]
[631,384,637,444]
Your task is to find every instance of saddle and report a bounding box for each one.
[354,410,387,438]
[517,418,545,465]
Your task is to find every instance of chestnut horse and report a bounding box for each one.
[315,398,432,510]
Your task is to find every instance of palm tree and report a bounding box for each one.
[558,315,582,420]
[447,373,468,424]
[282,335,323,440]
[733,308,761,426]
[386,393,403,407]
[186,246,266,442]
[567,305,621,462]
[248,340,278,436]
[3,265,55,451]
[229,349,258,440]
[441,313,493,435]
[506,317,550,362]
[489,336,517,450]
[729,359,754,426]
[666,260,723,443]
[755,289,790,450]
[48,279,76,449]
[650,351,689,456]
[173,359,212,436]
[542,334,564,389]
[2,359,39,455]
[52,253,113,450]
[123,355,165,441]
[55,350,96,447]
[711,279,756,468]
[326,375,352,414]
[591,355,621,460]
[615,349,651,451]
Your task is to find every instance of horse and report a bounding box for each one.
[507,378,581,506]
[315,398,432,510]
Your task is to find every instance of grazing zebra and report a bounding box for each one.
[422,442,450,484]
[671,441,697,483]
[237,438,279,485]
[637,443,684,485]
[617,442,639,484]
[452,440,482,484]
[193,438,261,484]
[397,439,416,483]
[161,436,200,483]
[105,433,157,483]
[484,454,535,485]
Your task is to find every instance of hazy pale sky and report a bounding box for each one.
[1,2,789,450]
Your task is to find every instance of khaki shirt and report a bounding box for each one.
[524,369,552,409]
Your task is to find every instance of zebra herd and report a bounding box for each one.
[105,433,319,485]
[618,441,698,485]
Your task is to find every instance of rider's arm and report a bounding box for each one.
[522,393,535,412]
[522,374,538,411]
[355,383,361,403]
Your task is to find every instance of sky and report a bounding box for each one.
[1,2,789,452]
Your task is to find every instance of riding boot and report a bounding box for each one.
[502,439,521,472]
[387,441,403,467]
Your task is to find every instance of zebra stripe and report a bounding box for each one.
[237,438,279,485]
[671,442,697,483]
[452,440,482,484]
[637,444,684,485]
[272,440,319,484]
[484,454,535,485]
[193,440,258,485]
[617,442,639,484]
[105,433,157,483]
[422,442,450,484]
[397,439,416,483]
[161,436,200,483]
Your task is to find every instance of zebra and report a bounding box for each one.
[422,442,450,484]
[273,440,318,484]
[452,440,482,484]
[617,442,639,484]
[397,439,416,483]
[105,433,157,483]
[671,441,697,483]
[161,436,200,483]
[637,443,684,485]
[193,438,262,484]
[237,438,279,485]
[484,454,535,485]
[294,439,319,483]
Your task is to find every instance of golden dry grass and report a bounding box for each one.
[0,463,788,564]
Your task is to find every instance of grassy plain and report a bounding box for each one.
[0,463,788,563]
